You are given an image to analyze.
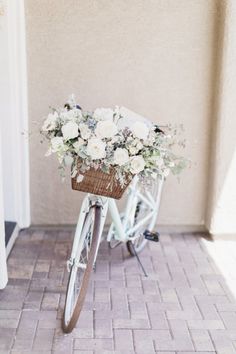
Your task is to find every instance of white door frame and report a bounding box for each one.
[0,139,7,289]
[0,0,30,288]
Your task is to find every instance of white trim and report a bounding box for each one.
[0,0,30,228]
[0,0,30,288]
[8,0,30,228]
[0,136,8,289]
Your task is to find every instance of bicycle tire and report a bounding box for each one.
[62,205,101,333]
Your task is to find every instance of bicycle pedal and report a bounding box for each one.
[144,230,160,242]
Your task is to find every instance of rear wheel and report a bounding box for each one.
[62,205,101,333]
[126,201,148,255]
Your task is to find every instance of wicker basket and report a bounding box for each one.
[71,165,133,199]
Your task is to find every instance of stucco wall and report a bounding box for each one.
[25,0,217,226]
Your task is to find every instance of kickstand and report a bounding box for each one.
[129,242,148,277]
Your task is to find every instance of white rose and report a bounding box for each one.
[51,137,65,152]
[79,123,91,139]
[95,120,118,139]
[42,112,58,131]
[113,148,129,166]
[62,121,79,140]
[93,108,114,121]
[73,138,85,152]
[131,122,149,140]
[86,137,106,159]
[62,108,81,122]
[130,156,145,174]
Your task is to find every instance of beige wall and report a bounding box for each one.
[25,0,217,226]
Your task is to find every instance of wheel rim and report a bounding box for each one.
[64,209,95,326]
[128,201,147,252]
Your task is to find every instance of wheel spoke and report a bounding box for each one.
[127,181,160,255]
[63,207,97,331]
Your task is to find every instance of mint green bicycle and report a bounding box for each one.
[62,175,163,333]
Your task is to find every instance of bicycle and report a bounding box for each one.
[62,175,163,333]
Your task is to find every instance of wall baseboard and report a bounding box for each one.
[29,224,208,234]
[6,223,19,258]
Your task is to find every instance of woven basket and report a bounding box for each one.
[71,165,133,199]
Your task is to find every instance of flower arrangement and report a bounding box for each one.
[41,96,186,187]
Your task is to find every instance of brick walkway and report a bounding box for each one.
[1,229,236,354]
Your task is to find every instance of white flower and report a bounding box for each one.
[130,156,145,174]
[76,174,84,183]
[51,137,65,152]
[62,108,82,123]
[133,139,143,151]
[131,122,149,140]
[151,172,157,179]
[62,121,79,140]
[154,156,164,167]
[95,120,118,139]
[128,146,139,155]
[137,142,143,150]
[86,137,106,159]
[113,148,129,166]
[60,110,74,122]
[73,138,85,152]
[42,112,58,131]
[163,168,170,177]
[93,108,114,121]
[64,155,74,166]
[143,139,153,146]
[111,135,120,144]
[67,94,76,108]
[144,131,156,146]
[127,137,134,143]
[79,123,91,139]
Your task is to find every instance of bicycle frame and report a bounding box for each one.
[68,176,163,267]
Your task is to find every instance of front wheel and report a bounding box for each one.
[62,205,101,333]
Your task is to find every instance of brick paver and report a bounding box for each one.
[1,229,236,353]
